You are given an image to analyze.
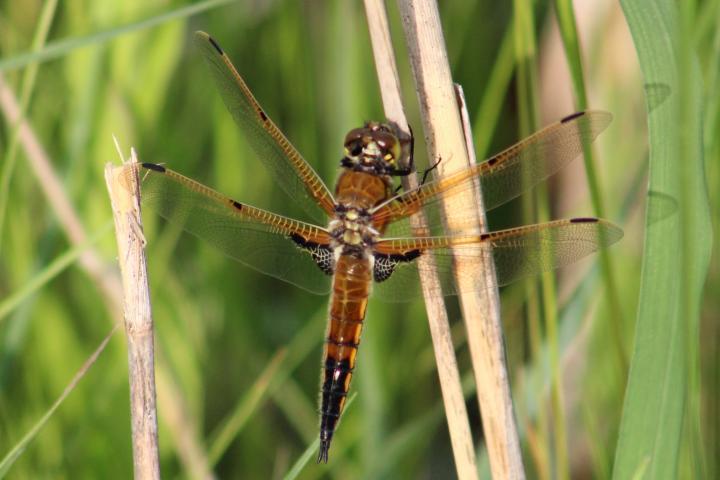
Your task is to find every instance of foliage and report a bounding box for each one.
[0,1,715,478]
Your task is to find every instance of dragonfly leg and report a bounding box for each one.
[419,155,442,186]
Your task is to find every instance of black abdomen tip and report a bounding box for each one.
[142,163,166,173]
[561,111,585,123]
[317,435,332,463]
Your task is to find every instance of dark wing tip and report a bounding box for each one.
[561,110,614,131]
[571,217,625,245]
[560,111,586,123]
[207,36,223,55]
[194,30,223,55]
[317,440,330,464]
[141,162,166,173]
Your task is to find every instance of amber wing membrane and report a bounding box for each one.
[194,31,335,223]
[371,218,623,301]
[372,111,612,236]
[125,163,333,295]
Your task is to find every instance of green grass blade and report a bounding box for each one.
[472,18,515,160]
[0,0,235,72]
[282,438,320,480]
[367,403,443,478]
[282,393,357,480]
[552,0,588,108]
[553,0,627,368]
[0,326,118,476]
[0,223,111,323]
[207,348,287,465]
[0,0,58,254]
[513,2,567,477]
[614,1,712,478]
[207,305,326,465]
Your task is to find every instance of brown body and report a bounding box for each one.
[318,170,392,460]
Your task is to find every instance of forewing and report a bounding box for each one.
[124,163,333,295]
[194,31,335,223]
[371,218,623,302]
[372,111,612,236]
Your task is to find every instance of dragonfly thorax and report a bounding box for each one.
[328,205,380,253]
[341,122,401,176]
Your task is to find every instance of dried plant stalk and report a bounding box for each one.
[396,1,525,478]
[364,0,478,478]
[105,149,160,480]
[1,74,210,477]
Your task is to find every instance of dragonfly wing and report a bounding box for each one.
[125,163,333,295]
[479,111,612,211]
[371,111,612,234]
[194,31,335,223]
[371,218,623,302]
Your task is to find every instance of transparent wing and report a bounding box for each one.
[124,163,333,295]
[194,31,335,223]
[372,111,612,236]
[370,218,623,302]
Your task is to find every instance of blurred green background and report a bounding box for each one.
[0,0,716,478]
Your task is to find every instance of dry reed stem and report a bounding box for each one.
[105,149,160,480]
[454,83,524,477]
[0,73,214,478]
[363,1,479,478]
[396,1,525,478]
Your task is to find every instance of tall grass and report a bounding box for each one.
[0,1,715,478]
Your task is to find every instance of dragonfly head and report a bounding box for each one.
[342,122,401,175]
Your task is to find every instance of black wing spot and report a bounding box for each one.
[486,157,498,166]
[231,200,243,211]
[142,163,166,173]
[570,217,598,223]
[561,111,585,123]
[290,233,334,275]
[258,109,268,122]
[373,250,421,282]
[207,36,224,55]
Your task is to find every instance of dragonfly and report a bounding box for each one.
[127,31,623,463]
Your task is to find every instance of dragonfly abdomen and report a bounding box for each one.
[318,253,372,463]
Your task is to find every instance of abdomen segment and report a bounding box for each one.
[318,254,372,463]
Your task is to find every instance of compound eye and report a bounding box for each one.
[346,141,363,157]
[372,132,399,163]
[390,142,401,164]
[344,128,365,144]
